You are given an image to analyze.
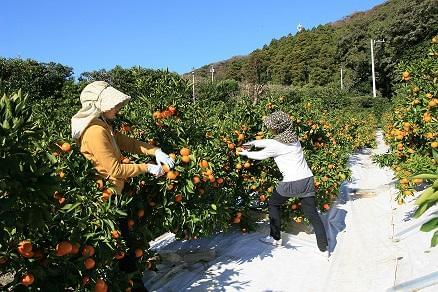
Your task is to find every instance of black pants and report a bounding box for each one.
[268,191,328,251]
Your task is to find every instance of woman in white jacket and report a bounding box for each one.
[239,111,328,256]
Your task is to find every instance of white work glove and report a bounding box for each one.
[238,150,250,156]
[147,164,165,177]
[155,149,175,168]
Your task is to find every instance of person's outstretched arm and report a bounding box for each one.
[115,132,158,156]
[240,139,278,160]
[83,125,151,179]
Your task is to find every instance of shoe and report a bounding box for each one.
[259,235,282,246]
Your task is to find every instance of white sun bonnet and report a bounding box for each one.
[71,81,131,139]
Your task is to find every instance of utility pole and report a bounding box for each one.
[210,66,215,82]
[191,67,195,102]
[340,67,344,90]
[370,38,385,97]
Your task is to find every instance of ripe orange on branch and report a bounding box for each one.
[21,273,35,287]
[18,240,33,256]
[95,279,108,292]
[56,241,73,256]
[180,147,190,156]
[82,245,95,257]
[60,142,72,153]
[84,258,96,270]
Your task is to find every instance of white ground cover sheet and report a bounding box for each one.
[143,131,438,292]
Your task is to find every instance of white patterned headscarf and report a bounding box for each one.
[71,81,131,140]
[263,111,298,144]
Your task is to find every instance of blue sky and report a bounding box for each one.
[1,0,386,76]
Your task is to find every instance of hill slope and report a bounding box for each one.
[190,0,437,96]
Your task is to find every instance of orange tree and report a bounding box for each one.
[376,36,437,205]
[1,69,378,290]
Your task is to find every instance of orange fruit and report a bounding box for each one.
[413,178,423,184]
[402,71,410,78]
[403,190,413,196]
[168,105,177,114]
[121,123,131,133]
[208,174,215,183]
[216,177,224,184]
[166,171,178,180]
[259,195,266,202]
[243,162,251,169]
[291,204,298,210]
[56,241,73,256]
[82,245,95,257]
[233,217,241,224]
[127,219,135,229]
[432,142,438,148]
[137,209,145,218]
[101,189,113,201]
[59,171,65,179]
[323,203,330,210]
[236,163,242,170]
[70,243,80,255]
[169,153,176,160]
[111,230,120,239]
[21,273,34,287]
[228,143,235,150]
[134,249,143,258]
[0,257,8,264]
[60,142,72,152]
[95,279,108,292]
[162,164,170,172]
[180,147,190,156]
[181,155,191,163]
[175,194,183,203]
[84,258,96,270]
[18,240,32,255]
[152,111,162,119]
[193,176,201,184]
[400,178,409,185]
[199,160,209,168]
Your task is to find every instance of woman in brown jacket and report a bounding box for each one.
[71,81,174,194]
[71,81,173,291]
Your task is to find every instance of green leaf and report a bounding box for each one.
[416,187,435,205]
[432,231,438,247]
[115,209,127,216]
[61,203,81,212]
[186,179,194,194]
[411,173,438,180]
[103,219,115,231]
[211,204,217,211]
[433,149,438,163]
[414,201,435,218]
[420,218,438,232]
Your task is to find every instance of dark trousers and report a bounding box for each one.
[268,191,328,251]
